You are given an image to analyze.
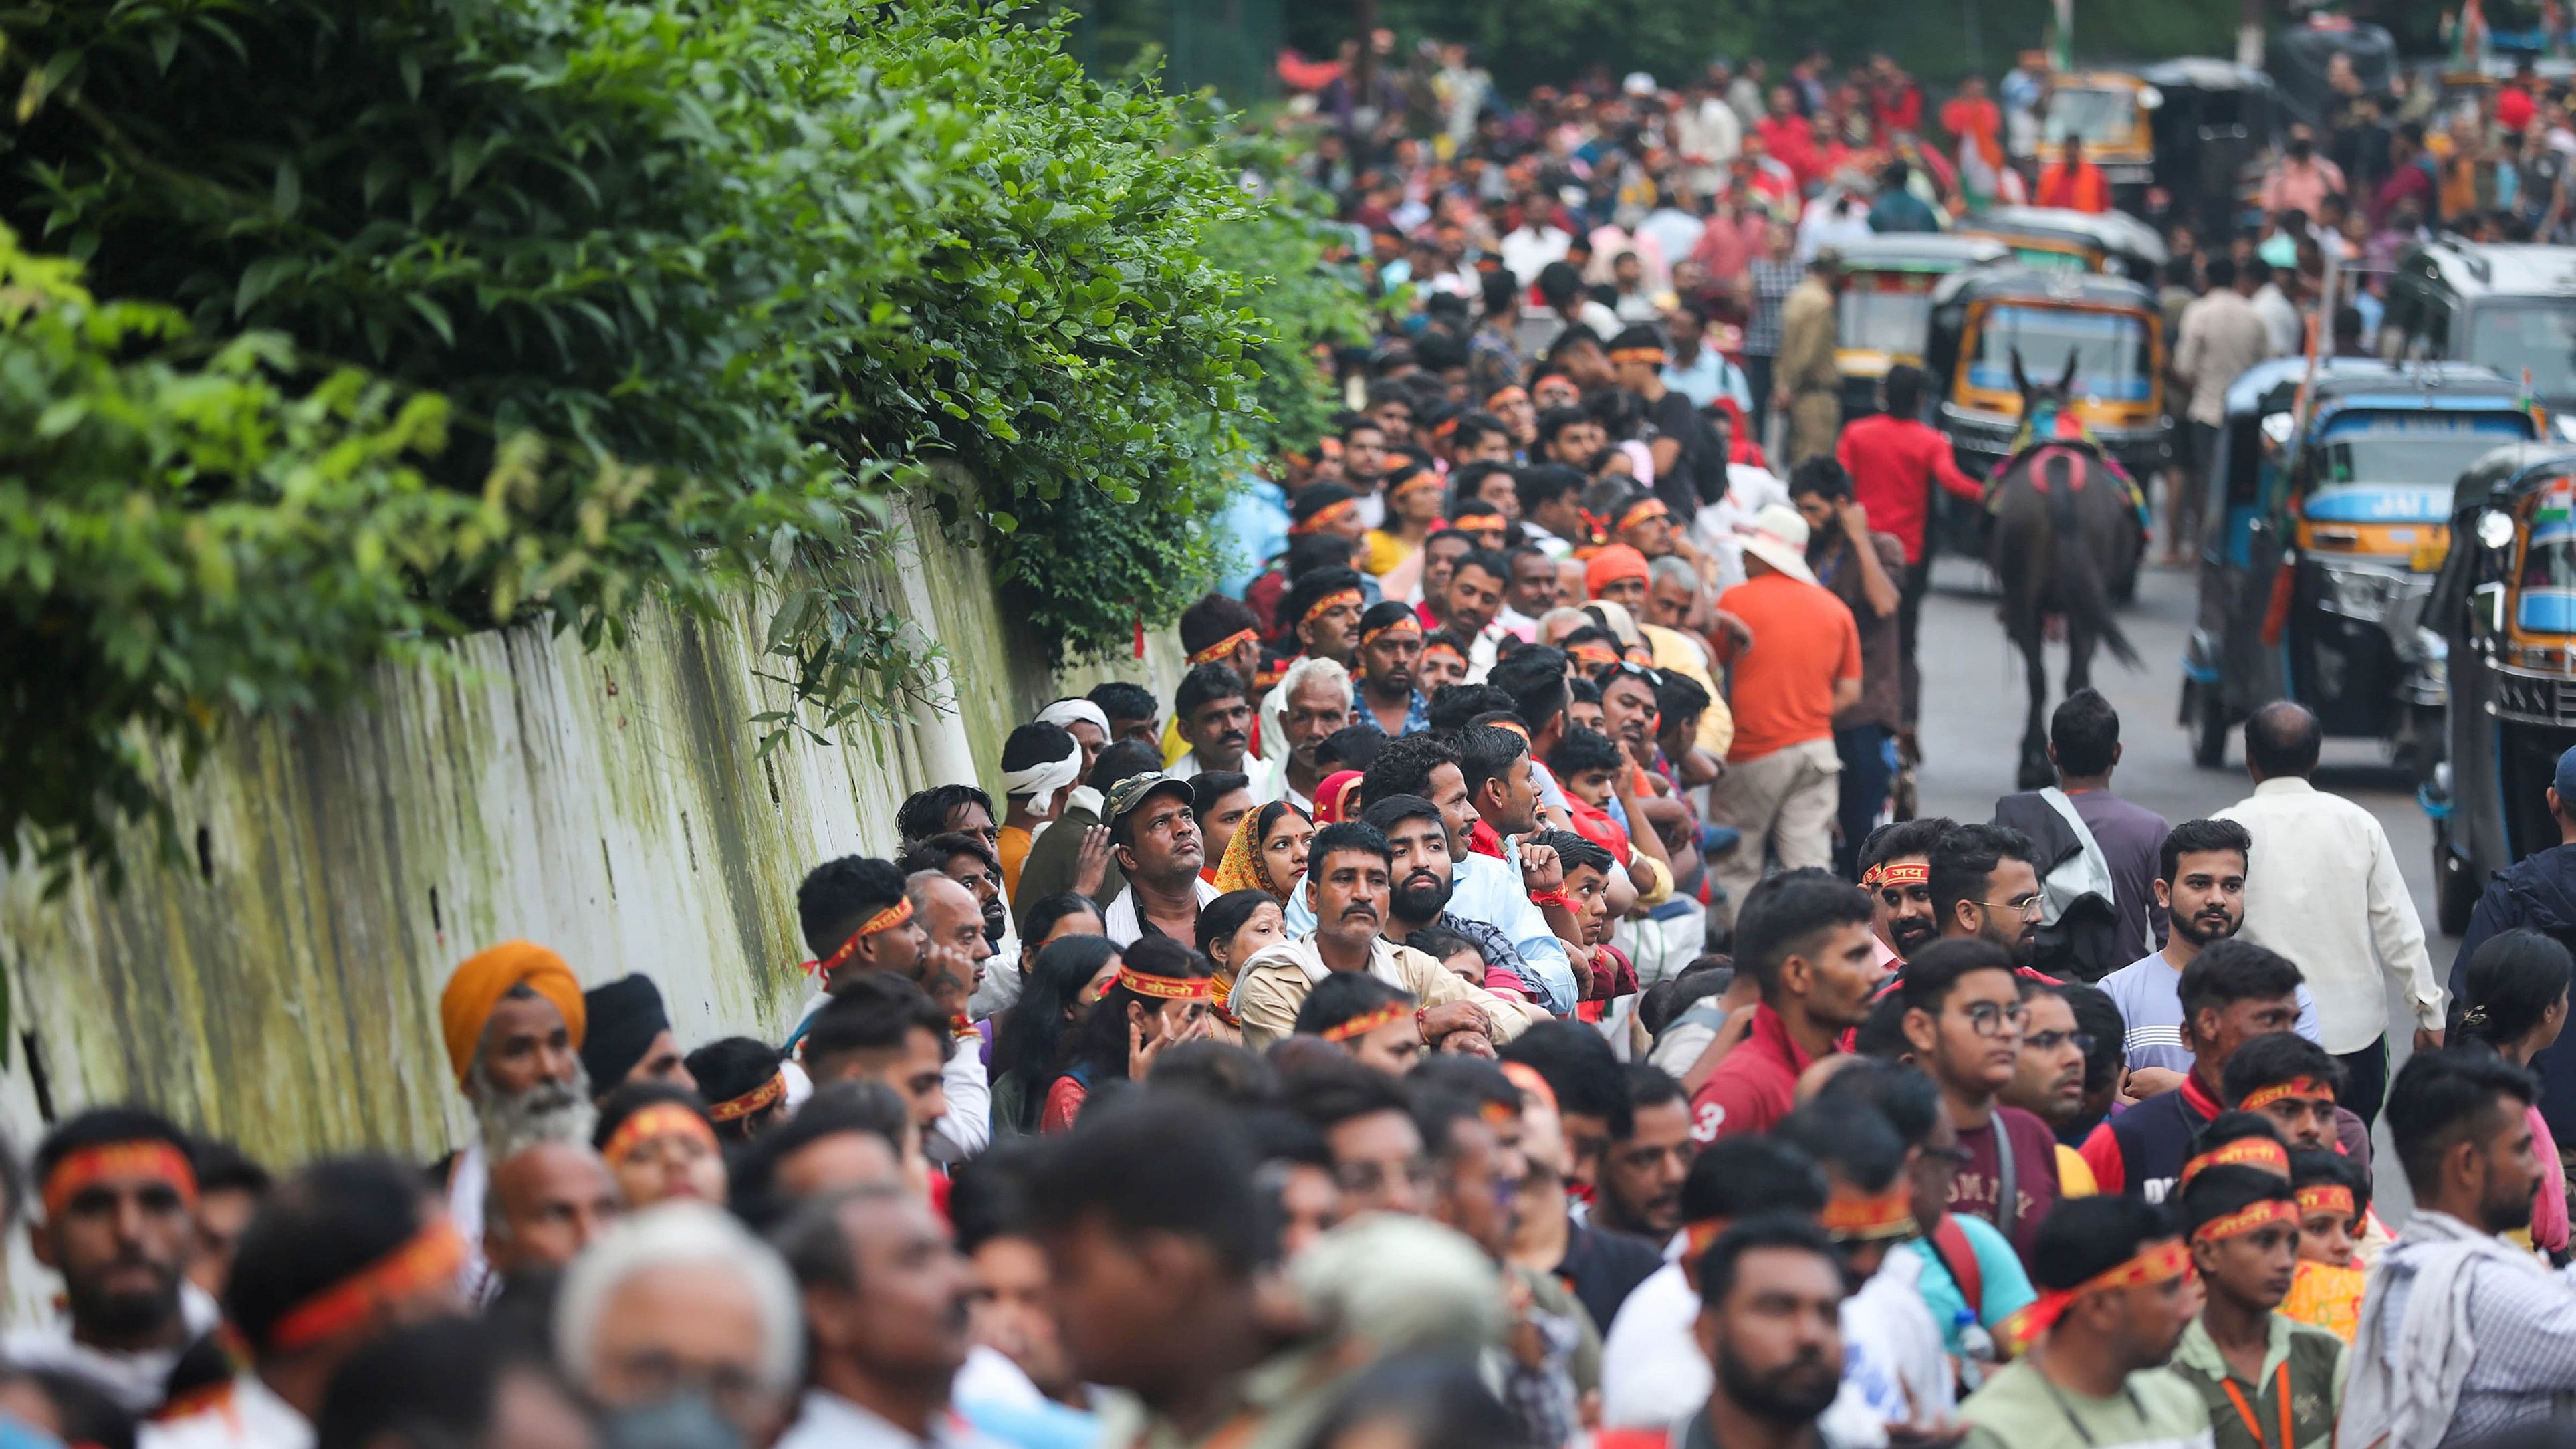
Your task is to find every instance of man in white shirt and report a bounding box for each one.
[772,1186,991,1449]
[1501,216,1572,290]
[2248,257,2303,358]
[2216,701,2444,1128]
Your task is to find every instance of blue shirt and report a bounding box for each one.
[1663,348,1754,411]
[1907,1214,2037,1355]
[1351,679,1431,737]
[1214,477,1288,599]
[1285,845,1576,1014]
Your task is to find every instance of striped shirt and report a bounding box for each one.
[1744,258,1802,357]
[2098,950,2323,1075]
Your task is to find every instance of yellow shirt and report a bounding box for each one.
[1361,528,1417,578]
[2055,1143,2097,1198]
[998,824,1034,902]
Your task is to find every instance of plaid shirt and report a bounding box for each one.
[1744,257,1802,357]
[2360,1209,2576,1447]
[1353,679,1431,738]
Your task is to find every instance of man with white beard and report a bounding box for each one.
[435,941,596,1302]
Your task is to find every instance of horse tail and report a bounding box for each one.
[2041,451,2139,668]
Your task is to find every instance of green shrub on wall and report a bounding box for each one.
[0,0,1346,876]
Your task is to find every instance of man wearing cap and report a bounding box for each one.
[2456,740,2576,1159]
[1774,249,1845,465]
[1100,772,1219,948]
[1711,505,1861,918]
[435,940,591,1302]
[6,1109,221,1414]
[1351,600,1430,738]
[1609,324,1718,518]
[580,974,695,1103]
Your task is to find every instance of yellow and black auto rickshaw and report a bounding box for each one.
[1834,233,2010,421]
[1960,205,2168,284]
[2040,71,2159,213]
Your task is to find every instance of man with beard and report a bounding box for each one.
[1505,546,1564,627]
[1957,1197,2206,1449]
[1170,663,1274,806]
[1929,823,2045,971]
[2168,1166,2345,1449]
[2100,820,2321,1094]
[1350,602,1428,738]
[1365,794,1540,1002]
[2345,1049,2576,1448]
[1440,550,1512,681]
[1899,941,2063,1262]
[435,941,593,1303]
[1596,1216,1849,1449]
[1232,822,1548,1050]
[6,1111,218,1413]
[2003,985,2099,1194]
[1595,1067,1699,1246]
[771,1184,977,1449]
[2081,940,2305,1202]
[578,974,695,1103]
[1692,875,1885,1141]
[1098,773,1217,950]
[1858,818,1950,967]
[1273,657,1353,814]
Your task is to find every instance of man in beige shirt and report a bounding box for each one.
[2171,255,2274,490]
[1774,250,1847,465]
[1232,821,1552,1048]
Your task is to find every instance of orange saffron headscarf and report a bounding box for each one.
[439,942,587,1085]
[1585,544,1651,599]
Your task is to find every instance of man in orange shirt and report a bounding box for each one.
[1710,504,1863,927]
[2036,136,2111,213]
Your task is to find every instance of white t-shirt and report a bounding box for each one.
[1599,1262,1706,1428]
[1820,1250,1953,1448]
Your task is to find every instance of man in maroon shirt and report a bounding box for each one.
[1689,875,1885,1142]
[1833,365,1981,731]
[1897,937,2063,1262]
[2367,122,2438,230]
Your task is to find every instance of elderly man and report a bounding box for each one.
[1233,821,1550,1048]
[578,974,695,1103]
[555,1204,804,1449]
[772,1185,979,1449]
[435,941,593,1302]
[1276,656,1357,811]
[153,1157,469,1449]
[6,1110,219,1414]
[483,1141,620,1289]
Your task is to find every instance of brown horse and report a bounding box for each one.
[1988,349,2140,790]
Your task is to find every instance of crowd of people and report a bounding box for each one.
[18,31,2576,1449]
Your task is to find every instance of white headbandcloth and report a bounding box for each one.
[1035,699,1110,736]
[1001,734,1084,817]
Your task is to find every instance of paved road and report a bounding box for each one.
[1911,553,2456,1221]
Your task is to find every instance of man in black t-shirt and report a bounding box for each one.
[1609,324,1718,519]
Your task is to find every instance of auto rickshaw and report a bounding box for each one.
[1923,265,2165,578]
[2137,59,2285,241]
[1833,234,2010,422]
[2421,443,2576,933]
[1958,206,2168,283]
[2040,72,2159,215]
[2180,361,2544,774]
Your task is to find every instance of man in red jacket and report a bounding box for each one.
[1835,364,1982,732]
[1689,876,1885,1141]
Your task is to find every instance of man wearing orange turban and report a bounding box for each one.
[1587,544,1653,613]
[435,941,590,1302]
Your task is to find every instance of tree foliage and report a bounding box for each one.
[0,0,1359,876]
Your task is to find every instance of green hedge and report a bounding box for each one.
[0,0,1363,877]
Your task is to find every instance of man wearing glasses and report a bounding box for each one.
[2001,984,2109,1199]
[1896,939,2063,1264]
[1928,822,2046,970]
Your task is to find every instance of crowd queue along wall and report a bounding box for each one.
[0,489,1187,1173]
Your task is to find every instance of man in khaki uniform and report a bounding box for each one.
[1775,249,1846,465]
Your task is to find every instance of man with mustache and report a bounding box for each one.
[1169,663,1274,806]
[772,1184,978,1449]
[1929,823,2046,971]
[1367,794,1540,1001]
[1857,818,1950,966]
[2099,819,2322,1097]
[1350,600,1429,738]
[1098,773,1218,950]
[435,940,594,1303]
[1231,822,1550,1050]
[4,1110,219,1413]
[1596,1216,1849,1449]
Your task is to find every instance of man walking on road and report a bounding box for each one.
[2172,258,2272,518]
[1836,364,1983,732]
[2216,701,2444,1129]
[1774,249,1845,465]
[2455,742,2576,1172]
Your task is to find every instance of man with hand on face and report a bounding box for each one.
[1231,821,1550,1050]
[1351,601,1430,738]
[1899,940,2064,1261]
[2100,820,2323,1099]
[1858,818,1951,968]
[6,1111,219,1414]
[1098,773,1218,950]
[435,941,594,1301]
[1691,875,1886,1140]
[1957,1197,2206,1449]
[2083,939,2306,1202]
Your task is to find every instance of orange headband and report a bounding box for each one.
[2238,1078,2336,1113]
[1608,346,1667,365]
[1322,1003,1415,1043]
[1500,1060,1559,1113]
[2000,1240,2192,1352]
[1189,628,1260,666]
[1859,865,1884,887]
[2297,1184,2357,1220]
[1821,1184,1919,1241]
[1682,1218,1729,1261]
[1361,617,1424,649]
[1392,469,1445,499]
[1486,386,1528,409]
[1570,643,1621,667]
[1118,968,1214,1002]
[602,1102,719,1169]
[44,1143,197,1220]
[2180,1137,2292,1189]
[1431,417,1462,441]
[265,1219,469,1352]
[708,1073,786,1124]
[1616,498,1669,532]
[802,897,915,977]
[1879,862,1929,887]
[1421,637,1466,661]
[1486,718,1531,743]
[1292,499,1361,535]
[2192,1197,2301,1244]
[1302,587,1365,625]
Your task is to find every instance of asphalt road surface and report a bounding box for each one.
[1911,553,2456,1222]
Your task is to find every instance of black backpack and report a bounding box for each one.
[2029,891,2129,984]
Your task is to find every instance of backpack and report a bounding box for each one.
[2030,889,2131,984]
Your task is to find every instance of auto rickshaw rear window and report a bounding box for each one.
[2318,425,2531,489]
[2044,88,2141,147]
[2519,477,2576,601]
[2462,302,2576,401]
[1969,307,2151,401]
